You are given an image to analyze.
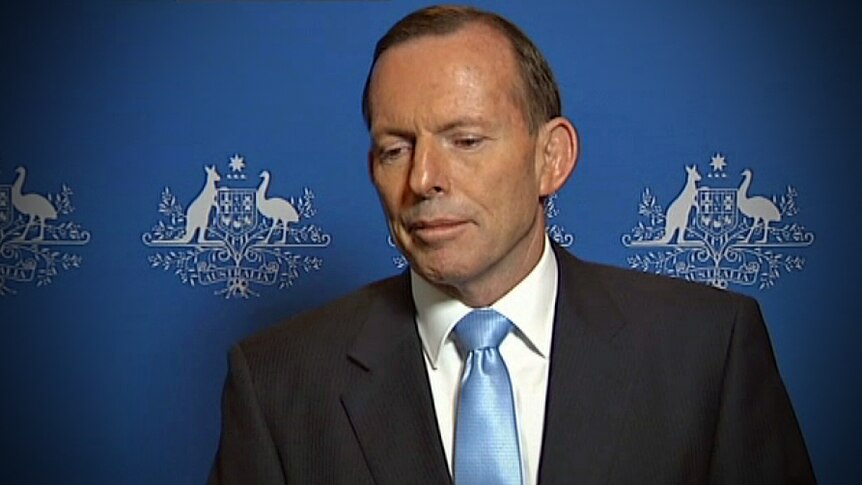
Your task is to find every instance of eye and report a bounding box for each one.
[376,142,412,164]
[451,134,486,150]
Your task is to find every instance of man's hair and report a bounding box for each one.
[361,5,562,133]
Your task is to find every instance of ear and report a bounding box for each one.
[535,116,579,196]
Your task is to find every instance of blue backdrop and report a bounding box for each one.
[1,0,859,483]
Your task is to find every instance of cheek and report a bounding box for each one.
[487,158,539,204]
[373,172,402,209]
[489,168,542,228]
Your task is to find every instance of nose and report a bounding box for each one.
[409,137,448,198]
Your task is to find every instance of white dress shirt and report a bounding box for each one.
[412,237,558,485]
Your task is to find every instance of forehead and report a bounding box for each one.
[367,23,522,129]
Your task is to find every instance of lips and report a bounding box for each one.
[410,218,466,229]
[407,218,470,243]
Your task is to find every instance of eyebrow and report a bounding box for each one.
[371,126,415,142]
[371,113,497,147]
[373,116,491,138]
[436,116,491,133]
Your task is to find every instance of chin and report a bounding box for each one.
[412,253,482,286]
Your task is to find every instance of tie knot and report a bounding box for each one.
[453,309,512,354]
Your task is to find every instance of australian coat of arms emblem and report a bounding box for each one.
[0,166,90,295]
[621,153,814,289]
[142,155,331,298]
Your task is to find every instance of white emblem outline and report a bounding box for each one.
[0,166,91,295]
[621,153,815,289]
[141,155,331,298]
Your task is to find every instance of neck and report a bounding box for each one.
[11,174,23,194]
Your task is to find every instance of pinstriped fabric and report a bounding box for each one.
[453,309,523,485]
[210,247,816,484]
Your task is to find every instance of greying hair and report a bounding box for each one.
[361,5,562,133]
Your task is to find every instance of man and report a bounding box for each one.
[209,5,816,484]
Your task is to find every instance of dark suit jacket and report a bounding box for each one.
[209,246,816,484]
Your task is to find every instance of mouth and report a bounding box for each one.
[407,218,470,243]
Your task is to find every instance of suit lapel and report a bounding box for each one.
[341,274,451,485]
[538,248,640,485]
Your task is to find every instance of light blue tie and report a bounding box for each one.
[453,309,523,485]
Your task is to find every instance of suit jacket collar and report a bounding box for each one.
[341,245,637,485]
[537,245,637,484]
[341,273,452,485]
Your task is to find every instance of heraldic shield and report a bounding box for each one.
[215,188,258,237]
[0,186,12,231]
[695,188,738,238]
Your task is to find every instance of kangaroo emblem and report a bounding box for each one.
[178,165,221,243]
[656,165,701,243]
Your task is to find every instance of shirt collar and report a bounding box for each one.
[412,236,558,369]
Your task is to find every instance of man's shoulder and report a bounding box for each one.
[557,248,758,323]
[585,257,743,300]
[237,273,409,359]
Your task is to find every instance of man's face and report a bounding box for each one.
[367,24,557,305]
